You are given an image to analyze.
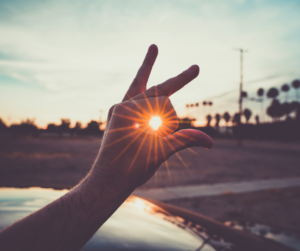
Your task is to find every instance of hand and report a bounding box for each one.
[0,45,213,251]
[93,44,213,191]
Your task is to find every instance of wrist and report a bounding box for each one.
[86,164,135,199]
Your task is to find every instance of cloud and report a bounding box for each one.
[0,0,300,125]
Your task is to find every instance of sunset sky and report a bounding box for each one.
[0,0,300,127]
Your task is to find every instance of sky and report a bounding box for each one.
[0,0,300,127]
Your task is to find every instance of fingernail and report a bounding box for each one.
[187,65,198,72]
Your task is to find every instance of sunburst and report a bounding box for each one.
[104,94,199,180]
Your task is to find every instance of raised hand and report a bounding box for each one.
[93,44,213,191]
[0,44,213,251]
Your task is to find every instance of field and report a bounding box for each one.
[1,135,300,230]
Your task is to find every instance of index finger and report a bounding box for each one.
[122,44,158,102]
[131,65,199,100]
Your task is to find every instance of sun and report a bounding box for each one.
[149,116,162,130]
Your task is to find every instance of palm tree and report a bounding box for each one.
[232,113,240,125]
[255,115,259,124]
[215,113,221,127]
[281,84,290,101]
[282,102,292,120]
[243,108,252,123]
[291,101,300,119]
[267,87,279,99]
[257,88,264,97]
[257,88,265,123]
[223,112,231,125]
[266,99,284,122]
[206,114,212,127]
[292,79,300,101]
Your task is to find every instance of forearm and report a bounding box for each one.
[0,168,133,251]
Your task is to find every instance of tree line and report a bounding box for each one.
[0,118,104,136]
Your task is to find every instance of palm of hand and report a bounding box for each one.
[96,45,213,191]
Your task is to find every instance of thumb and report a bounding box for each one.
[163,129,213,158]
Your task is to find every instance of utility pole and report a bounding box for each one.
[234,48,247,146]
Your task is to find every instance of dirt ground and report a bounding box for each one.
[167,186,300,232]
[1,135,300,231]
[0,136,300,189]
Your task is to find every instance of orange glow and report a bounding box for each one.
[149,116,162,130]
[104,94,194,180]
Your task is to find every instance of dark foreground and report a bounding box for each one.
[0,136,300,231]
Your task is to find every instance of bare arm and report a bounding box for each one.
[0,44,213,251]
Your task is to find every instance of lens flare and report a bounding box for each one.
[149,116,162,130]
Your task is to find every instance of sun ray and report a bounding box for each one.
[187,147,199,156]
[112,127,147,163]
[119,103,149,120]
[160,124,174,133]
[143,92,154,114]
[114,113,147,123]
[159,127,170,137]
[159,126,174,137]
[155,86,159,114]
[164,136,191,173]
[154,133,158,166]
[159,98,169,117]
[164,115,178,121]
[106,125,137,133]
[146,132,154,173]
[168,134,185,147]
[158,137,171,181]
[104,125,146,148]
[175,152,192,173]
[127,130,149,173]
[164,137,176,152]
[131,99,152,118]
[125,94,152,118]
[175,131,197,142]
[161,107,176,119]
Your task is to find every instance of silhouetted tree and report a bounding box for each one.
[10,119,38,135]
[215,114,221,127]
[202,101,207,106]
[178,117,196,129]
[281,84,290,101]
[47,123,58,133]
[232,113,240,125]
[266,99,284,122]
[74,122,82,130]
[58,119,71,133]
[292,79,300,100]
[0,118,7,132]
[85,120,102,135]
[206,115,212,127]
[282,102,292,119]
[257,88,264,97]
[243,108,252,123]
[223,112,231,125]
[291,101,300,120]
[255,115,259,124]
[267,88,279,99]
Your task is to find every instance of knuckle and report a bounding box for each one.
[112,103,123,114]
[108,105,116,115]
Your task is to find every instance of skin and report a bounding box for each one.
[0,44,213,251]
